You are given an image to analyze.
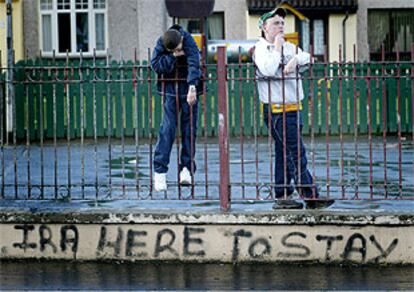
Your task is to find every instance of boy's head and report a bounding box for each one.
[258,7,287,38]
[163,29,183,51]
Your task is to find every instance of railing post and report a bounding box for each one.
[217,46,230,211]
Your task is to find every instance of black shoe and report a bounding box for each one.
[304,198,335,209]
[272,199,304,210]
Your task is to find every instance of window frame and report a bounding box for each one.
[368,8,414,61]
[39,0,108,58]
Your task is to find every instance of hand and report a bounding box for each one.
[187,87,197,106]
[284,56,298,75]
[173,49,185,57]
[274,33,285,52]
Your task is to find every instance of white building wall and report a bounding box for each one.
[329,14,357,62]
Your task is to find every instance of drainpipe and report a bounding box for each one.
[342,10,349,61]
[6,0,14,142]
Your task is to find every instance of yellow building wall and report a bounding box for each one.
[329,14,357,62]
[247,13,296,40]
[0,0,24,64]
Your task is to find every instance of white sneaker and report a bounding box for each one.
[179,167,192,185]
[154,172,167,192]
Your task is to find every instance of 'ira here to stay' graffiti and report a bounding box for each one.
[6,224,400,263]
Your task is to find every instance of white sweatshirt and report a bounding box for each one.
[253,37,310,105]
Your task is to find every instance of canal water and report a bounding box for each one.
[1,260,413,290]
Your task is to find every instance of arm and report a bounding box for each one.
[295,46,310,66]
[254,42,282,77]
[182,31,201,86]
[150,38,176,74]
[284,45,310,74]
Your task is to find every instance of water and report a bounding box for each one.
[1,260,413,290]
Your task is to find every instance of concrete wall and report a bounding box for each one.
[108,0,171,61]
[329,14,357,62]
[1,206,413,264]
[1,223,412,263]
[0,0,24,62]
[22,0,38,60]
[213,0,246,40]
[357,0,414,61]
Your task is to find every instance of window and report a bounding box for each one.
[178,12,225,39]
[297,18,328,61]
[368,9,414,61]
[39,0,107,56]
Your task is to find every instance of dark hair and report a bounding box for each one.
[162,29,182,50]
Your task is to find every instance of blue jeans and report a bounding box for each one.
[263,105,318,198]
[154,94,198,174]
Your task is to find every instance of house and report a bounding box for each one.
[0,0,24,64]
[1,0,413,62]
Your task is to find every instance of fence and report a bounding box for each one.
[0,45,413,210]
[9,53,414,140]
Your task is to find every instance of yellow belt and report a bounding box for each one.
[268,103,302,113]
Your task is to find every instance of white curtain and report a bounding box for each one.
[95,13,105,50]
[42,15,52,52]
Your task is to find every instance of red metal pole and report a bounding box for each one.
[281,46,287,199]
[201,35,209,199]
[339,45,345,199]
[396,44,402,198]
[217,46,230,211]
[412,43,414,184]
[238,47,245,199]
[309,45,316,198]
[147,49,153,197]
[366,62,374,199]
[353,45,359,199]
[381,45,388,198]
[324,45,330,198]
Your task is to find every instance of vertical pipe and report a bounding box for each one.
[217,46,230,211]
[133,48,140,198]
[353,45,359,199]
[324,46,330,198]
[93,49,99,199]
[65,50,71,198]
[339,45,345,199]
[381,45,388,198]
[238,47,245,198]
[395,45,402,198]
[106,50,113,198]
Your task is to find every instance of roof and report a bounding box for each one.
[247,0,358,14]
